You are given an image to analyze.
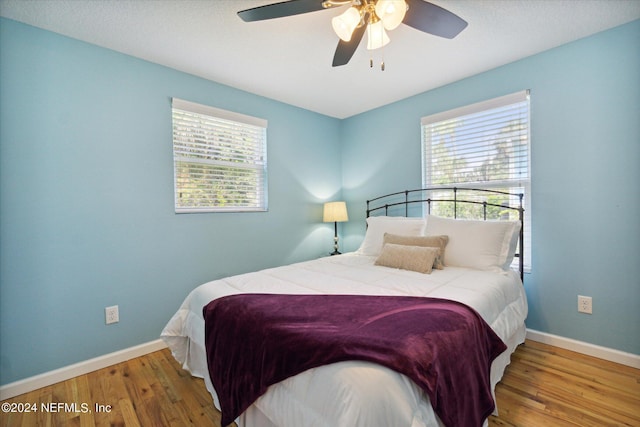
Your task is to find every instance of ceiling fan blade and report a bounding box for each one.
[332,24,366,67]
[238,0,326,22]
[403,0,468,39]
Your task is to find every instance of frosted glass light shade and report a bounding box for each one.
[375,0,407,31]
[331,7,360,42]
[367,20,390,50]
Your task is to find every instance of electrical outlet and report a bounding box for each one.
[105,305,119,324]
[578,295,592,314]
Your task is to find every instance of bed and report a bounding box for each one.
[161,187,528,427]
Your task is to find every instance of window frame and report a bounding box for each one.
[172,98,268,213]
[420,90,531,271]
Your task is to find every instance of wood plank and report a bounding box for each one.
[119,358,161,426]
[86,366,110,427]
[152,350,223,426]
[117,398,141,427]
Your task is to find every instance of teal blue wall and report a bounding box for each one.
[341,20,640,355]
[0,18,342,385]
[1,17,638,386]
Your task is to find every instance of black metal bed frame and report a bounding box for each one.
[366,187,524,281]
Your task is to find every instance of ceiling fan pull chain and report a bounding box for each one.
[369,51,384,71]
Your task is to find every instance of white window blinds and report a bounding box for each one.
[421,91,529,188]
[172,98,268,213]
[421,90,531,270]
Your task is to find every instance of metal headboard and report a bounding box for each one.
[366,187,524,281]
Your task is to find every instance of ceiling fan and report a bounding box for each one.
[238,0,468,68]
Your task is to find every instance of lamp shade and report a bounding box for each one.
[375,0,407,31]
[323,201,349,223]
[331,7,360,42]
[366,20,390,50]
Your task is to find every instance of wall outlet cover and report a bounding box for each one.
[578,295,592,314]
[105,305,119,324]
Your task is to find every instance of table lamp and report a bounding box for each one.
[323,201,349,255]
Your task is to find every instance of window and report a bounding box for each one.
[421,90,531,270]
[172,98,268,213]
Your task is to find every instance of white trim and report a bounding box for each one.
[526,329,640,369]
[421,89,529,126]
[172,97,267,128]
[0,339,167,400]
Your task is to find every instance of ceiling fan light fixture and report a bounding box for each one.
[366,19,390,50]
[331,6,361,41]
[375,0,407,31]
[238,0,468,68]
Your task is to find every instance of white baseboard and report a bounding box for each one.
[0,339,167,401]
[526,329,640,369]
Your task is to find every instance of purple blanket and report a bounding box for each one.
[204,294,506,427]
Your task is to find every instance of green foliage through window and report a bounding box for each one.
[172,98,267,213]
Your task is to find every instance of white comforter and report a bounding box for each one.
[161,253,528,427]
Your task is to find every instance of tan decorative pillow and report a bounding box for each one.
[374,244,440,274]
[382,233,449,269]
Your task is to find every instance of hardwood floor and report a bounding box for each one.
[489,340,640,427]
[0,349,232,427]
[1,340,638,426]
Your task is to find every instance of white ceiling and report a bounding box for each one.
[1,0,639,118]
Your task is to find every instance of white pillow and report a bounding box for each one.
[356,216,425,256]
[424,215,521,271]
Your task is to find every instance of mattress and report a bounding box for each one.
[161,253,528,427]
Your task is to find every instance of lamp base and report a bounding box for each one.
[329,221,342,256]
